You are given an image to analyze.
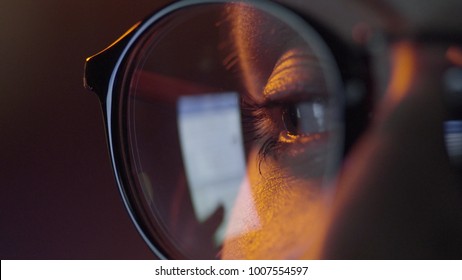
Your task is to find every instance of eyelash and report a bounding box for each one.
[240,96,287,164]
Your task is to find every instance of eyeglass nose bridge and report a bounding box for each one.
[83,23,140,102]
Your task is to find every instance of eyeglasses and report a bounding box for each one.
[83,0,462,259]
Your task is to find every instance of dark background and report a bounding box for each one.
[0,0,172,259]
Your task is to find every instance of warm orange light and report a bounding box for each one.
[446,46,462,66]
[385,42,416,105]
[222,148,332,259]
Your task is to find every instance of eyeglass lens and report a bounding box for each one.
[117,2,344,259]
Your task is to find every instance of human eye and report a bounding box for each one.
[241,48,331,176]
[280,99,327,140]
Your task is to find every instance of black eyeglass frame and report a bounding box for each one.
[83,0,374,259]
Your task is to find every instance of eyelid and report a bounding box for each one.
[260,94,327,108]
[263,48,328,100]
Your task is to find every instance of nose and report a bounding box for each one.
[320,41,462,259]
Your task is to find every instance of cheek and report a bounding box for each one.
[221,148,333,259]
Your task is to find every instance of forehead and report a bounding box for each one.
[280,0,462,42]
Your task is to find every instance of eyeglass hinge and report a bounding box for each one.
[83,22,141,101]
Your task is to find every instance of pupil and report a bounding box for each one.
[283,105,300,135]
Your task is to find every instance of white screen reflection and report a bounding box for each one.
[445,120,462,167]
[177,92,246,243]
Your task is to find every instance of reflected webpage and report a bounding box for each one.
[177,92,246,243]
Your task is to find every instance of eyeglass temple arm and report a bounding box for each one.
[83,22,141,101]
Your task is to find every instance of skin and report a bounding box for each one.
[219,4,336,259]
[321,43,462,259]
[219,0,462,259]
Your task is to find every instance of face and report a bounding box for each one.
[220,0,462,259]
[87,0,462,259]
[218,4,339,259]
